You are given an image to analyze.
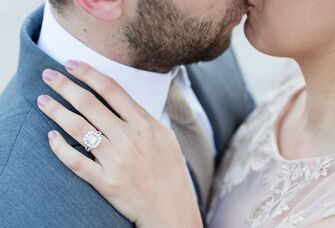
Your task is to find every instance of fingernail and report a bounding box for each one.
[65,60,80,71]
[37,95,49,108]
[48,130,58,142]
[43,69,59,82]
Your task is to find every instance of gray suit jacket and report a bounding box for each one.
[0,6,254,227]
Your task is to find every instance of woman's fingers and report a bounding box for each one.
[42,69,122,137]
[48,130,104,187]
[64,60,149,122]
[37,95,112,163]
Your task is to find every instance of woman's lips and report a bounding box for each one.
[246,0,255,14]
[247,0,255,7]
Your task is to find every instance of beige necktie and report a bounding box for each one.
[165,80,214,206]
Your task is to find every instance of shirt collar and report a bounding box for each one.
[38,0,185,120]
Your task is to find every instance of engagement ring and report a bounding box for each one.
[83,130,102,152]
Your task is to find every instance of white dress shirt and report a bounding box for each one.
[38,0,217,196]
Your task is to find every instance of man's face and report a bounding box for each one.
[123,0,247,72]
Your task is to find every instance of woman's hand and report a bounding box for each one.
[37,60,203,228]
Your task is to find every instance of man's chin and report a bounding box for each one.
[130,39,232,72]
[189,39,232,64]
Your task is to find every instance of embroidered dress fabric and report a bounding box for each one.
[208,74,335,228]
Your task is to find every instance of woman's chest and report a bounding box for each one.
[208,151,335,228]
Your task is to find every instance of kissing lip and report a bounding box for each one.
[246,0,255,7]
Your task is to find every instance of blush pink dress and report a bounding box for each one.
[207,75,335,228]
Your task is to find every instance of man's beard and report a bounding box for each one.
[123,0,245,73]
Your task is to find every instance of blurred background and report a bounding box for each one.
[0,1,299,103]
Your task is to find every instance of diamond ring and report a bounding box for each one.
[83,130,102,152]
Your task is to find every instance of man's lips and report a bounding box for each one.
[229,0,249,25]
[230,0,252,25]
[236,0,248,17]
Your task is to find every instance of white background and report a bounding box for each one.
[0,1,299,103]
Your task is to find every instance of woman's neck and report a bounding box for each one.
[298,52,335,135]
[279,51,335,160]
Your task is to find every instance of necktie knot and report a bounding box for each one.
[165,80,196,124]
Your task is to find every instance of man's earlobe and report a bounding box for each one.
[73,0,122,21]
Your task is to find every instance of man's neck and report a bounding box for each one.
[52,7,130,67]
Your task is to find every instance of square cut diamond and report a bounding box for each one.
[87,135,99,146]
[84,131,102,152]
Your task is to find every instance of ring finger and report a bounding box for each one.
[37,94,112,163]
[42,69,122,139]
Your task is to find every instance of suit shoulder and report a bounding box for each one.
[0,102,132,227]
[0,92,51,177]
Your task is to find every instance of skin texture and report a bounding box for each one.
[245,1,335,226]
[53,0,246,72]
[123,0,245,72]
[38,62,203,227]
[245,0,335,58]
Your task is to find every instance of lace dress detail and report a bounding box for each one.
[208,75,335,228]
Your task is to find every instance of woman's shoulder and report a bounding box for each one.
[232,64,304,138]
[264,63,304,105]
[238,63,305,133]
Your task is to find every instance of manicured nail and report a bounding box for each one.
[65,60,80,71]
[43,69,58,82]
[37,95,50,108]
[48,130,58,142]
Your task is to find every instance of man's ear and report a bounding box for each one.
[73,0,123,21]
